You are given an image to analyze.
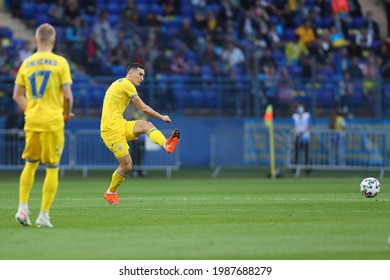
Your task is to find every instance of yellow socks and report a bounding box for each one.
[147,127,166,148]
[108,169,126,193]
[41,166,59,212]
[19,160,39,203]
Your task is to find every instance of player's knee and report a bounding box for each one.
[120,161,132,175]
[145,121,154,130]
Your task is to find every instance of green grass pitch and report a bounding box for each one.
[1,171,390,260]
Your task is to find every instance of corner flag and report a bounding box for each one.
[263,104,273,127]
[263,104,276,178]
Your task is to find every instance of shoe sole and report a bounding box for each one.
[16,212,31,226]
[166,129,180,153]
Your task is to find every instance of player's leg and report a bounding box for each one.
[132,120,180,153]
[102,132,132,205]
[15,130,40,226]
[35,129,64,227]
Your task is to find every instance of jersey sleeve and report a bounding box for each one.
[15,61,26,86]
[124,82,138,99]
[60,58,73,85]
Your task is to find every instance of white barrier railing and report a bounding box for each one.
[0,129,180,178]
[210,128,390,178]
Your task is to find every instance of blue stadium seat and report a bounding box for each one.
[21,2,35,20]
[150,4,164,16]
[35,13,50,26]
[108,14,120,28]
[137,4,149,18]
[35,3,50,14]
[111,65,126,77]
[107,3,121,15]
[0,27,13,39]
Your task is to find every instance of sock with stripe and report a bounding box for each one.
[147,127,166,148]
[108,169,126,193]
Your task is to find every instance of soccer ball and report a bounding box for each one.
[360,177,380,198]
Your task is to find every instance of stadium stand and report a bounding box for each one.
[0,0,389,119]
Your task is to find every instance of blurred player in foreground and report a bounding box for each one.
[100,63,180,205]
[13,23,74,227]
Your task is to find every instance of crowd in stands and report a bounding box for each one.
[1,0,390,117]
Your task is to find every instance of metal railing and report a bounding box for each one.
[210,127,390,178]
[0,129,180,178]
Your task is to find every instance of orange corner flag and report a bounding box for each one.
[263,104,273,127]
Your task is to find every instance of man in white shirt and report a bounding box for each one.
[292,104,311,175]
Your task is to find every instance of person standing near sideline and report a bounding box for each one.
[100,63,180,205]
[292,103,311,175]
[13,23,74,227]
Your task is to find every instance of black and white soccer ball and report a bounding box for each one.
[360,177,380,198]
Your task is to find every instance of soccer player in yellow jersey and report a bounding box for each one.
[101,63,180,205]
[13,23,74,227]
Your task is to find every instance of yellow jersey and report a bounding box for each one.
[15,51,72,131]
[100,78,138,141]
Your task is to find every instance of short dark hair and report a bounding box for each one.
[127,63,144,72]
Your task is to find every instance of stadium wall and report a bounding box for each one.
[1,117,390,167]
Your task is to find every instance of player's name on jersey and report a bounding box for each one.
[26,58,58,68]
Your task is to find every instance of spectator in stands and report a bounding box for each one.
[219,0,239,28]
[267,23,283,49]
[152,24,170,50]
[299,55,314,80]
[64,0,81,28]
[331,0,349,14]
[338,71,354,111]
[347,56,363,78]
[377,43,390,78]
[85,32,99,75]
[334,47,351,75]
[277,67,294,109]
[121,0,139,34]
[159,0,181,16]
[292,103,311,175]
[170,51,190,75]
[295,19,316,47]
[363,10,380,41]
[48,0,66,27]
[145,12,161,29]
[0,45,12,76]
[271,0,295,27]
[354,26,374,58]
[175,18,198,51]
[153,49,172,75]
[127,32,143,63]
[18,40,33,63]
[110,31,128,67]
[193,0,208,29]
[65,17,85,64]
[238,9,259,41]
[221,39,245,73]
[92,11,117,54]
[259,47,277,74]
[348,0,363,17]
[313,0,329,17]
[362,54,380,114]
[332,13,349,40]
[81,0,97,17]
[310,30,332,68]
[285,35,308,65]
